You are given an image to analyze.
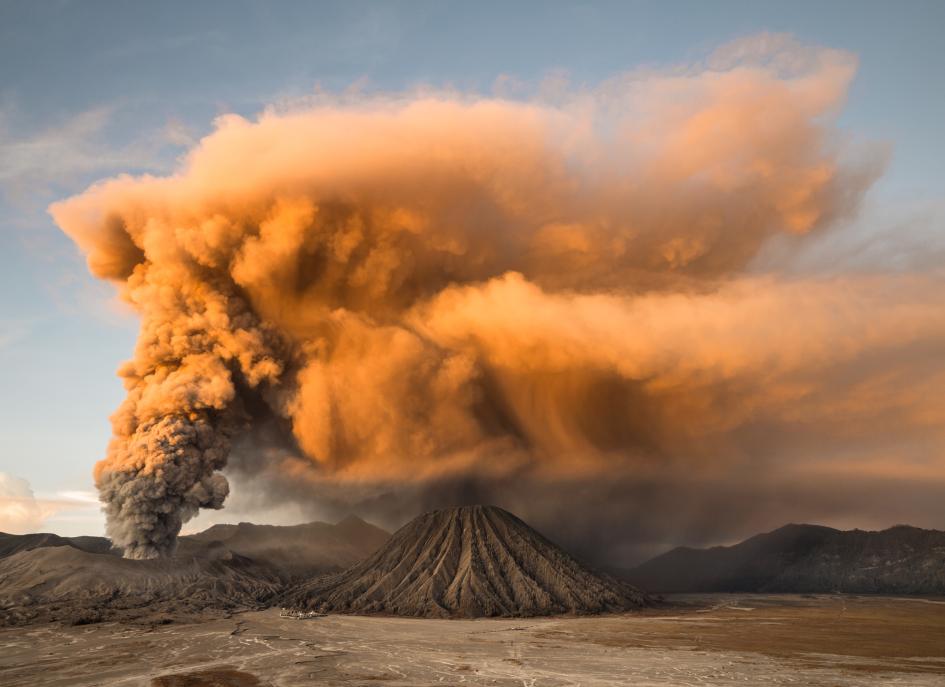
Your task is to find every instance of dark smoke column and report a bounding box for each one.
[93,266,284,559]
[97,415,231,558]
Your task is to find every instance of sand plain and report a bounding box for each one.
[1,594,943,686]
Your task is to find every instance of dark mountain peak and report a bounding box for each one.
[0,532,69,558]
[334,514,376,530]
[284,504,650,618]
[768,523,839,534]
[886,523,923,533]
[623,523,945,594]
[739,523,840,550]
[186,523,240,543]
[746,523,839,543]
[0,532,114,559]
[335,514,364,525]
[428,504,505,516]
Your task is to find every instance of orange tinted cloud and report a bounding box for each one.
[51,35,918,558]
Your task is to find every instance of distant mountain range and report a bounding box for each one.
[621,524,945,594]
[4,517,944,627]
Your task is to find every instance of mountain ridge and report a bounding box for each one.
[622,523,945,594]
[0,516,390,626]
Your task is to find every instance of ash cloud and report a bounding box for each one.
[51,36,944,561]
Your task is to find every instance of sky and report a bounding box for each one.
[0,1,944,562]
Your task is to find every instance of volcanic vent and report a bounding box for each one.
[284,505,650,618]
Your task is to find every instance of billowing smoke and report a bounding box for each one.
[52,36,944,560]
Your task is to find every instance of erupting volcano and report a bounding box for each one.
[46,34,942,569]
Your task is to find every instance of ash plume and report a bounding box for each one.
[52,35,945,559]
[88,266,286,558]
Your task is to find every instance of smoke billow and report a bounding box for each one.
[52,36,944,560]
[84,258,286,557]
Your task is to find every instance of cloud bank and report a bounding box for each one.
[0,472,48,534]
[51,35,944,562]
[0,473,98,535]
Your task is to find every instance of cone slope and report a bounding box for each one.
[285,505,650,617]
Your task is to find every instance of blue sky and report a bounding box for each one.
[0,0,943,536]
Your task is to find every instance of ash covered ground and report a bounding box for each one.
[1,595,943,686]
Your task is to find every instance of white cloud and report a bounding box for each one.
[0,472,101,535]
[0,105,176,208]
[162,118,198,148]
[0,318,34,351]
[0,472,48,533]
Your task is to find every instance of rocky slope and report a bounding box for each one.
[183,515,390,578]
[623,524,945,594]
[0,531,114,558]
[285,505,651,618]
[0,516,389,626]
[0,541,282,626]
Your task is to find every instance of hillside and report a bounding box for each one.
[285,505,651,618]
[623,524,945,594]
[182,515,390,578]
[0,541,282,626]
[0,532,114,558]
[0,516,389,626]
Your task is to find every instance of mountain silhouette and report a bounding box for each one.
[623,523,945,593]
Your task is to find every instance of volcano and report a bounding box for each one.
[284,505,650,618]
